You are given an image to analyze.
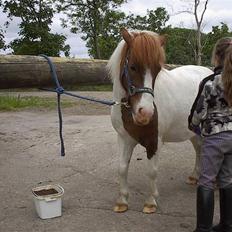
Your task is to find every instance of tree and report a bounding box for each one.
[202,23,232,65]
[2,0,70,56]
[0,29,5,49]
[0,3,5,50]
[193,0,209,65]
[148,7,170,33]
[164,27,198,65]
[10,33,70,56]
[96,7,170,59]
[92,10,126,59]
[55,0,126,59]
[178,0,209,65]
[126,7,170,33]
[126,14,147,31]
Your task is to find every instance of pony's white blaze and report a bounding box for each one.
[133,69,154,125]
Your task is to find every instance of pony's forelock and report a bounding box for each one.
[130,32,165,70]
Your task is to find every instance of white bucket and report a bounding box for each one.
[32,184,64,219]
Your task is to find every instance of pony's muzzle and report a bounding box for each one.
[133,107,154,125]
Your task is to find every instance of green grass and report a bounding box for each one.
[72,84,113,91]
[1,84,113,92]
[0,95,75,111]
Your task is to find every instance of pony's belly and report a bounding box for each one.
[162,126,194,142]
[160,115,194,142]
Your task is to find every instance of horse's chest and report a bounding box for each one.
[121,102,158,159]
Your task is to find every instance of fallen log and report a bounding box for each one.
[0,55,180,89]
[0,55,110,89]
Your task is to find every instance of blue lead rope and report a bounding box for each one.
[39,54,117,156]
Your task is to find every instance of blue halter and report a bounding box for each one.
[122,57,154,98]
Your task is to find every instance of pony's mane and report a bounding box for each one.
[107,30,165,80]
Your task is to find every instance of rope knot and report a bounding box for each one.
[56,86,64,94]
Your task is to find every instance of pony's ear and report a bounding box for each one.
[159,34,167,46]
[121,28,133,45]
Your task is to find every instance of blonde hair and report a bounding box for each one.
[212,37,232,106]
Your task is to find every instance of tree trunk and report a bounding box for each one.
[196,27,202,65]
[193,0,209,66]
[0,55,110,89]
[94,35,101,59]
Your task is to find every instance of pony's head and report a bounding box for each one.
[120,28,166,126]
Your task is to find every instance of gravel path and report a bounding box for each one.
[0,91,220,232]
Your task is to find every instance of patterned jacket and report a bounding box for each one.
[188,67,232,136]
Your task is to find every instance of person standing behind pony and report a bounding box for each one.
[188,37,232,232]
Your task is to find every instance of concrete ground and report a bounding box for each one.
[0,92,220,232]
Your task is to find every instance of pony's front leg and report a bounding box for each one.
[143,153,159,214]
[114,134,137,213]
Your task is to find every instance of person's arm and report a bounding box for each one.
[190,85,209,128]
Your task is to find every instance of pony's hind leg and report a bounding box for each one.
[143,152,159,214]
[114,134,137,213]
[186,135,202,185]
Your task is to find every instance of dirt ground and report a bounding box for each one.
[0,91,220,232]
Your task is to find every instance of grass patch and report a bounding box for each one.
[0,95,75,111]
[63,84,113,91]
[1,84,113,92]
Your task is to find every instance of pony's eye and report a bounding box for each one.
[130,65,137,72]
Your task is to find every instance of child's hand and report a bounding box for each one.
[188,123,201,135]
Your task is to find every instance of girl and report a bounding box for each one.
[189,37,232,232]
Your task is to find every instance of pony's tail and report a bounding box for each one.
[222,45,232,106]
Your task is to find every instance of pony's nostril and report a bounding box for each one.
[137,107,153,119]
[138,107,149,117]
[138,107,143,115]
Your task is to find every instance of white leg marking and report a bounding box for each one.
[114,134,137,212]
[143,138,162,213]
[143,154,159,211]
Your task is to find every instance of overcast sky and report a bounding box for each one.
[0,0,232,57]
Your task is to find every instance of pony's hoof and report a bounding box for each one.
[114,203,128,213]
[186,176,198,185]
[143,204,157,214]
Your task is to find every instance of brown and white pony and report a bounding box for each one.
[107,28,213,214]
